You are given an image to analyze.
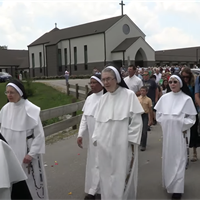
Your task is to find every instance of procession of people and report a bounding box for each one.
[1,64,200,200]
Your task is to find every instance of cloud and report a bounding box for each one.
[147,27,199,50]
[0,1,200,51]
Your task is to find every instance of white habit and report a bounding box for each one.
[0,98,49,200]
[92,87,144,200]
[155,91,196,194]
[0,140,27,200]
[78,90,103,195]
[124,75,143,93]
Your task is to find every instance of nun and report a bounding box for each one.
[0,133,32,200]
[154,74,197,200]
[77,74,105,199]
[0,79,49,200]
[92,66,144,200]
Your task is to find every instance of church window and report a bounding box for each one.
[74,47,77,71]
[84,45,88,70]
[123,24,130,35]
[39,52,42,73]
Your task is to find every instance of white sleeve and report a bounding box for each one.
[156,112,162,123]
[77,114,88,138]
[128,113,143,145]
[28,118,45,158]
[182,115,196,132]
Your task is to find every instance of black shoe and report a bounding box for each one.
[148,126,151,131]
[171,193,182,199]
[140,147,146,151]
[153,119,157,125]
[95,194,101,200]
[84,194,95,200]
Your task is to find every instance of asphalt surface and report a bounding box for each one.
[43,124,200,200]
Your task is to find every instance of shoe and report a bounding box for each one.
[84,194,95,200]
[148,126,151,131]
[95,194,101,200]
[171,193,182,199]
[140,147,146,151]
[153,119,157,125]
[191,154,198,162]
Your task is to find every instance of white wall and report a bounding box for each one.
[59,40,70,65]
[125,38,155,61]
[70,33,104,64]
[111,52,123,61]
[105,15,145,61]
[29,45,44,68]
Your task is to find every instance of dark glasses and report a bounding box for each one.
[169,81,178,84]
[182,76,190,79]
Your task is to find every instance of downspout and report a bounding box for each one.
[104,32,106,66]
[69,39,72,75]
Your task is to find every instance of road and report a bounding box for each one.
[43,124,200,200]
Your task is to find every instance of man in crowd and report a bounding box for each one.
[124,65,143,96]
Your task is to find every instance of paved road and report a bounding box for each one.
[36,79,90,93]
[43,124,200,200]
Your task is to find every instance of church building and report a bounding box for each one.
[28,14,155,77]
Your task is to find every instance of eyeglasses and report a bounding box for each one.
[169,81,178,84]
[101,77,115,83]
[5,91,16,95]
[182,76,190,79]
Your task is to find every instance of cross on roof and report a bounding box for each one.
[119,0,125,16]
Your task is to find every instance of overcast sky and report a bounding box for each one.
[0,0,200,51]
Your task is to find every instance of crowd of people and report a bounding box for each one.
[77,64,200,200]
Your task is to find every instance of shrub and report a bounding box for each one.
[24,77,36,97]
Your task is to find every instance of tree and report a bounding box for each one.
[0,45,8,49]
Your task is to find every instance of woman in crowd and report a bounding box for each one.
[0,79,49,200]
[155,74,197,200]
[92,66,144,200]
[181,67,200,162]
[160,79,169,95]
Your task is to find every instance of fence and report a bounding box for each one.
[66,83,89,100]
[40,100,85,137]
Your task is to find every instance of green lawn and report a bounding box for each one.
[0,82,75,110]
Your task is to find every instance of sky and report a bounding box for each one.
[0,0,200,51]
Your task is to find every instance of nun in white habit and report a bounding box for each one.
[155,74,197,200]
[92,66,144,200]
[0,79,49,200]
[0,133,30,200]
[77,74,105,199]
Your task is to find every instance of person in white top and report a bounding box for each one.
[0,79,49,200]
[124,65,143,96]
[92,66,144,200]
[77,74,104,200]
[154,68,162,84]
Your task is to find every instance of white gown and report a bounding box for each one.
[0,99,49,200]
[78,90,103,195]
[0,140,27,200]
[92,87,144,200]
[155,91,197,194]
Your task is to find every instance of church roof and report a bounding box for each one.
[28,15,124,47]
[0,49,28,69]
[111,37,140,52]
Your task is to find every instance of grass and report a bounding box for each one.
[0,82,75,110]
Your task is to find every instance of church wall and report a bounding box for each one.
[111,52,123,61]
[58,40,70,66]
[70,33,105,65]
[105,15,145,62]
[125,38,155,62]
[29,45,44,69]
